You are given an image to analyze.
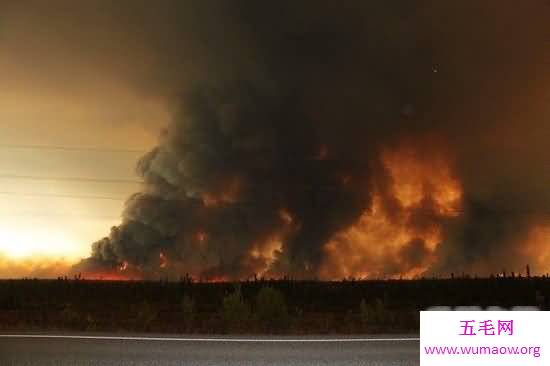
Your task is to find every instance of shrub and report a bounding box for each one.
[255,286,288,332]
[61,303,81,328]
[360,297,388,330]
[136,301,157,331]
[372,297,388,324]
[359,298,369,328]
[221,284,249,332]
[181,294,195,330]
[85,313,97,331]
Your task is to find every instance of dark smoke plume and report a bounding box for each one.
[73,0,550,279]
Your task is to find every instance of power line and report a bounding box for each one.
[0,143,146,154]
[0,191,127,201]
[0,212,120,219]
[0,174,141,184]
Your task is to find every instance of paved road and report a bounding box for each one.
[0,334,419,366]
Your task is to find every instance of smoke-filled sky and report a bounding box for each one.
[0,0,549,279]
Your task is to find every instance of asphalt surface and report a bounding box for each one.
[0,334,419,366]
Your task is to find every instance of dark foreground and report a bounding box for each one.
[1,278,548,333]
[0,333,419,366]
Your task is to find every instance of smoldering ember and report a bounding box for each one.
[25,1,543,281]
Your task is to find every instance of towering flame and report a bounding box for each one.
[69,1,549,281]
[381,144,462,217]
[320,142,462,279]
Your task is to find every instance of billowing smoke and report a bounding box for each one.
[73,1,550,279]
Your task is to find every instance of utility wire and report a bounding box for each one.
[0,192,127,201]
[0,143,146,154]
[0,212,120,219]
[0,174,141,184]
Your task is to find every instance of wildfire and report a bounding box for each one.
[159,252,167,268]
[201,176,241,207]
[194,230,208,253]
[196,230,207,242]
[320,141,463,280]
[278,208,293,225]
[82,272,134,281]
[249,237,283,274]
[83,261,139,281]
[204,275,229,283]
[381,144,462,216]
[523,226,550,274]
[119,261,128,271]
[264,238,283,264]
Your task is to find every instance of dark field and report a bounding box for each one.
[0,278,548,334]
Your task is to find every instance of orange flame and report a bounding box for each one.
[119,261,128,271]
[201,176,242,207]
[82,272,134,281]
[381,145,462,216]
[245,209,295,276]
[320,141,462,279]
[196,230,207,243]
[523,225,550,274]
[204,275,229,283]
[159,252,167,268]
[194,230,208,253]
[249,237,283,275]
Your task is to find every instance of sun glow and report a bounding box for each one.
[0,222,87,260]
